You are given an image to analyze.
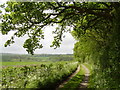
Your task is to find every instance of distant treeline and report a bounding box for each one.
[1,53,73,62]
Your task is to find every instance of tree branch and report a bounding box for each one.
[58,5,112,20]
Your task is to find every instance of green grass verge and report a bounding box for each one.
[59,64,86,90]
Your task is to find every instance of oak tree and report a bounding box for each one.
[1,2,120,54]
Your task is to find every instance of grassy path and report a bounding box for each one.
[56,65,80,90]
[78,64,90,89]
[56,64,90,90]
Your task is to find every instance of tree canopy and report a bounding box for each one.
[1,1,120,88]
[1,2,120,54]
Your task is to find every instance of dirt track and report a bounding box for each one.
[56,64,90,90]
[56,65,80,90]
[78,64,90,89]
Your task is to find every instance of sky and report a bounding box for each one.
[0,0,76,54]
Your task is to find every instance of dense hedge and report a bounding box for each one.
[73,8,120,88]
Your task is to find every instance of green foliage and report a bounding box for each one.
[1,2,120,88]
[72,5,120,88]
[1,61,78,88]
[1,2,118,54]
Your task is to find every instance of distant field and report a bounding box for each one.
[2,61,73,67]
[1,53,73,62]
[2,62,51,67]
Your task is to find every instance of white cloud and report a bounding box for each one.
[0,0,8,4]
[1,26,76,54]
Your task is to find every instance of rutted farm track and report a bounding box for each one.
[56,65,80,89]
[56,64,90,90]
[79,64,90,89]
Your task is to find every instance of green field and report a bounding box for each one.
[2,62,50,67]
[1,53,73,62]
[1,53,78,89]
[1,61,78,88]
